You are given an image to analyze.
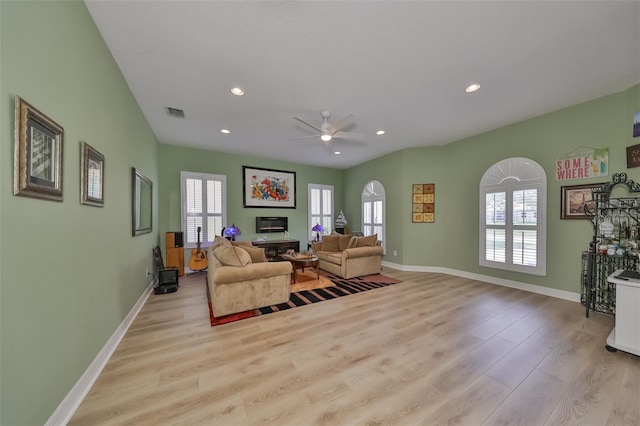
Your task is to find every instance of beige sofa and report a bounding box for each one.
[207,238,291,317]
[311,234,383,279]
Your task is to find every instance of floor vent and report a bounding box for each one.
[165,106,185,118]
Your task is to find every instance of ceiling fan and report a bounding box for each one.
[292,110,366,145]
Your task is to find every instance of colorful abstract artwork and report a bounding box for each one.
[243,166,296,208]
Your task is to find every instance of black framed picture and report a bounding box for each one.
[242,166,296,208]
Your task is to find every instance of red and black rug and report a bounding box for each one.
[207,270,400,327]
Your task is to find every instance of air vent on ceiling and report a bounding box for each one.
[165,106,185,118]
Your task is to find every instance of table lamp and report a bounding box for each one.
[224,224,241,241]
[312,223,324,242]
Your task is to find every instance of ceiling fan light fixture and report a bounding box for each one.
[230,87,244,96]
[465,83,481,93]
[376,130,385,135]
[220,129,231,134]
[320,133,332,142]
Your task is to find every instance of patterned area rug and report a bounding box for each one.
[207,270,401,327]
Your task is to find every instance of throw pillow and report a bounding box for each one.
[211,235,232,251]
[241,246,267,263]
[356,234,378,247]
[213,245,252,267]
[321,235,340,252]
[347,236,358,249]
[338,235,352,251]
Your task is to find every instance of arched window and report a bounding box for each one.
[480,158,546,275]
[362,180,385,250]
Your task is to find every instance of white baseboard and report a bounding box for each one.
[381,260,580,303]
[45,280,154,425]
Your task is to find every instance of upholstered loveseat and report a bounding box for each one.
[311,234,383,279]
[207,237,291,317]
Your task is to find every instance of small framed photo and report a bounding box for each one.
[13,96,64,201]
[560,183,604,219]
[80,141,105,207]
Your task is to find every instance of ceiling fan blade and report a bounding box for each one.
[329,114,355,133]
[293,116,322,133]
[332,131,366,140]
[290,134,321,141]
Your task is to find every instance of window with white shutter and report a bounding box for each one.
[479,158,546,275]
[362,180,385,251]
[308,184,333,240]
[181,171,226,248]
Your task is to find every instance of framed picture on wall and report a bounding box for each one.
[242,166,296,208]
[13,96,64,201]
[560,183,604,219]
[80,141,105,207]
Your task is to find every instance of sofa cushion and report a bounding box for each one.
[213,245,252,267]
[337,235,353,251]
[355,234,378,247]
[323,252,343,266]
[321,235,340,252]
[241,246,267,263]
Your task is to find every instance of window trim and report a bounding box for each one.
[180,171,227,249]
[479,158,546,276]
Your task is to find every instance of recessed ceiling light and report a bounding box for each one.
[376,130,385,136]
[220,129,231,134]
[465,83,481,93]
[333,151,341,155]
[230,87,244,96]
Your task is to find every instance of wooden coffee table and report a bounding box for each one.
[281,254,319,283]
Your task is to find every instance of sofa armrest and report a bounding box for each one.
[214,261,291,285]
[311,241,323,253]
[343,245,384,259]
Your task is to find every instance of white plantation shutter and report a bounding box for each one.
[207,180,223,242]
[480,158,546,276]
[485,192,506,263]
[512,189,538,267]
[181,172,226,247]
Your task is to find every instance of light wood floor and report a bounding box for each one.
[70,268,640,425]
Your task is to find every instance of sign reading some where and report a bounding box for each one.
[556,147,609,181]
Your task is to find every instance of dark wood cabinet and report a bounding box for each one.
[252,239,299,261]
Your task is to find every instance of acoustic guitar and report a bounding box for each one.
[188,226,208,271]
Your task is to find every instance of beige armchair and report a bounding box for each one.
[312,234,383,279]
[207,237,291,317]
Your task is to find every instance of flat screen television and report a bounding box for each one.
[256,216,288,233]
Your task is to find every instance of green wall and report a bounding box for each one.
[346,84,640,293]
[158,144,345,256]
[0,1,159,424]
[0,1,638,424]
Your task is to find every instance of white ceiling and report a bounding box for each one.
[84,1,640,169]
